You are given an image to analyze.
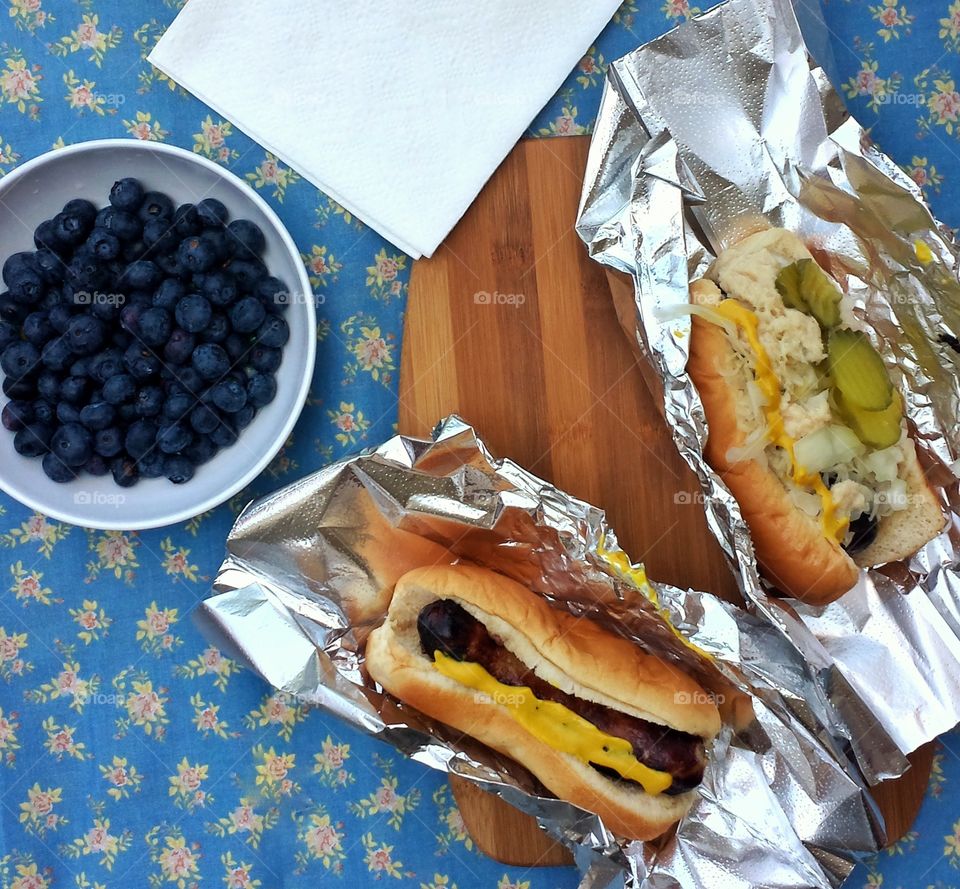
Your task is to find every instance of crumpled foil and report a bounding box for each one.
[577,0,960,841]
[206,416,895,889]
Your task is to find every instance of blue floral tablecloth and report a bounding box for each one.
[0,2,958,888]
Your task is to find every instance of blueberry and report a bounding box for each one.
[1,400,33,432]
[229,296,266,333]
[163,454,195,483]
[177,234,218,274]
[168,366,203,394]
[48,304,73,334]
[225,258,267,290]
[79,401,115,430]
[256,315,289,348]
[32,400,54,424]
[184,435,218,466]
[210,377,247,413]
[90,349,124,383]
[257,276,290,309]
[192,343,229,381]
[1,341,40,378]
[34,249,65,284]
[174,294,212,333]
[247,372,277,407]
[120,304,144,333]
[138,307,173,347]
[59,375,88,404]
[94,426,123,458]
[123,344,160,380]
[210,418,238,448]
[3,253,40,283]
[173,204,201,238]
[110,456,140,487]
[195,198,228,228]
[53,211,90,247]
[125,419,159,459]
[65,253,104,291]
[195,312,227,344]
[14,423,52,457]
[66,315,106,354]
[153,278,185,310]
[0,292,27,324]
[142,217,175,254]
[121,260,161,291]
[189,403,220,434]
[69,355,92,377]
[2,376,34,398]
[163,328,195,366]
[155,252,184,279]
[226,219,265,257]
[109,178,144,213]
[34,219,64,252]
[138,192,175,224]
[22,311,53,346]
[105,210,142,244]
[84,454,109,477]
[157,422,191,454]
[90,295,121,322]
[135,385,164,417]
[87,227,121,261]
[50,423,92,466]
[162,392,193,422]
[0,320,18,351]
[138,452,166,479]
[63,198,97,228]
[56,402,81,425]
[250,345,283,374]
[122,240,149,264]
[201,272,238,307]
[102,373,136,404]
[233,403,255,430]
[8,268,45,305]
[41,336,72,373]
[224,334,247,362]
[42,452,77,483]
[128,289,154,308]
[202,229,228,262]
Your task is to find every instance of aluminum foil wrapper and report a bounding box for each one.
[577,0,960,820]
[205,416,896,889]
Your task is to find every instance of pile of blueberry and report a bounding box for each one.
[0,178,290,488]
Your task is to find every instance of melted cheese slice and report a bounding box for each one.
[431,651,673,795]
[713,298,848,542]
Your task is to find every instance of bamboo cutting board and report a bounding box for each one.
[397,135,932,867]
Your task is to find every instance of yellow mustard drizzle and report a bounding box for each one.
[713,299,849,542]
[431,650,673,795]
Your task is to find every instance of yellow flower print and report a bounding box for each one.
[19,783,65,837]
[340,315,397,385]
[65,818,132,870]
[168,757,210,811]
[662,0,700,20]
[0,707,21,765]
[361,833,404,879]
[315,195,365,230]
[945,816,960,864]
[292,809,345,873]
[927,77,960,133]
[0,626,31,680]
[613,0,638,28]
[1,513,70,556]
[144,827,200,888]
[575,46,606,88]
[86,530,139,583]
[10,561,56,606]
[252,745,300,802]
[245,152,300,202]
[422,875,457,889]
[174,645,240,692]
[313,735,354,788]
[349,773,420,830]
[431,784,473,853]
[243,691,308,742]
[301,244,342,288]
[497,877,531,889]
[538,101,588,136]
[0,52,42,116]
[63,70,107,115]
[871,0,913,41]
[9,0,54,33]
[0,134,20,174]
[136,601,182,655]
[123,679,167,735]
[208,797,278,849]
[843,57,902,112]
[9,862,51,889]
[70,600,111,644]
[160,537,199,581]
[365,248,407,298]
[193,114,239,163]
[50,14,121,67]
[99,755,143,801]
[221,852,261,888]
[190,692,237,738]
[328,401,370,447]
[941,1,960,50]
[122,111,168,141]
[29,661,98,712]
[42,717,88,761]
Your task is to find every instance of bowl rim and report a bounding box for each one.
[0,138,316,531]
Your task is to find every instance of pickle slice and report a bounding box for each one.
[827,329,893,411]
[774,259,809,314]
[835,390,903,449]
[799,259,842,328]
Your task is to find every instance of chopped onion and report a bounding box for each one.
[726,427,769,464]
[794,424,866,473]
[860,445,903,483]
[789,487,822,517]
[877,478,909,511]
[655,302,738,339]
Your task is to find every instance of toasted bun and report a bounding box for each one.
[365,565,720,840]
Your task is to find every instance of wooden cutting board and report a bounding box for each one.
[397,135,932,867]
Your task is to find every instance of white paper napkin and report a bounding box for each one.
[149,0,621,258]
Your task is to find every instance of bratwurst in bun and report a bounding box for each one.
[365,565,721,840]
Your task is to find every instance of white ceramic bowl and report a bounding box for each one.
[0,139,315,530]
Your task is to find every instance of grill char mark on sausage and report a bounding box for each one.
[416,599,706,795]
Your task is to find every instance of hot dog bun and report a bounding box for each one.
[686,229,944,604]
[366,565,720,840]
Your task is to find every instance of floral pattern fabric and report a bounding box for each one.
[0,2,956,888]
